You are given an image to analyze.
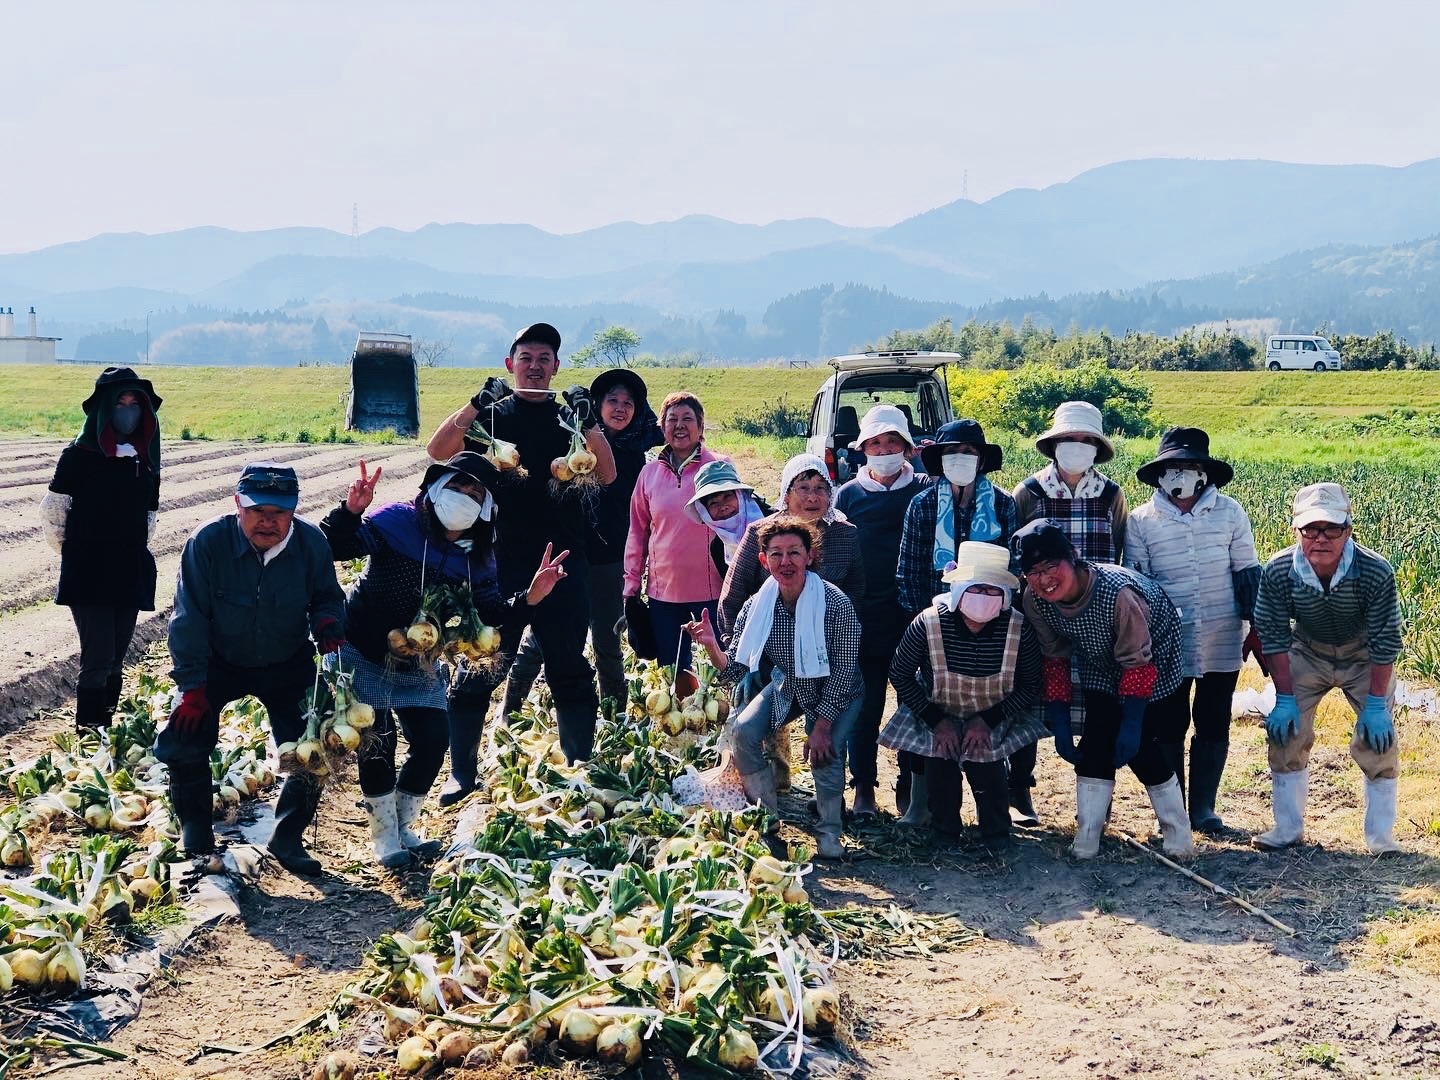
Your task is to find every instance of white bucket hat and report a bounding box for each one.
[849,404,915,451]
[1035,400,1115,464]
[941,540,1020,593]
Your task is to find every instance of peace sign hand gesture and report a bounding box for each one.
[525,543,570,606]
[345,459,383,515]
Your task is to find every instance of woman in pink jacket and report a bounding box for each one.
[624,391,729,673]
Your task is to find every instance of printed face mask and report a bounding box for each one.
[866,452,906,477]
[1159,468,1206,499]
[959,589,1005,623]
[941,453,979,487]
[432,489,482,531]
[1054,441,1097,474]
[112,404,141,436]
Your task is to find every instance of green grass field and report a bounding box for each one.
[5,363,1438,675]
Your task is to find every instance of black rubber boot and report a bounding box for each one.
[966,762,1013,853]
[267,775,323,877]
[104,674,124,721]
[1158,742,1187,805]
[925,757,964,838]
[894,751,915,815]
[439,705,486,808]
[1006,741,1040,825]
[1188,740,1229,834]
[168,772,216,857]
[75,685,110,730]
[554,702,598,765]
[500,681,527,721]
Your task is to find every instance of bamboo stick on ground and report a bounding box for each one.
[1116,832,1298,937]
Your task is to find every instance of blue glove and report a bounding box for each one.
[1266,693,1300,745]
[1046,702,1080,765]
[1356,695,1395,754]
[1114,697,1146,767]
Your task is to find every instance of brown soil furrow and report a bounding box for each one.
[0,438,434,733]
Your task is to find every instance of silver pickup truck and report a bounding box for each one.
[804,351,958,482]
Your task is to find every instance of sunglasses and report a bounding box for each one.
[242,470,299,494]
[1297,523,1348,540]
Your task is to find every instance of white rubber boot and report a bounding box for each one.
[897,770,931,826]
[1254,769,1307,850]
[1072,777,1114,860]
[1145,775,1196,858]
[1363,776,1403,855]
[395,789,442,859]
[361,791,413,869]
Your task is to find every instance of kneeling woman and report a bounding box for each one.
[686,516,862,859]
[320,452,566,868]
[1012,519,1193,859]
[884,542,1045,850]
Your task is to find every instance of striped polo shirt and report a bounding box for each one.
[1253,543,1402,664]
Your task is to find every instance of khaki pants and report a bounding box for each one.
[1269,637,1398,780]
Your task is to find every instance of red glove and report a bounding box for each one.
[315,617,346,656]
[1242,627,1270,677]
[168,686,210,736]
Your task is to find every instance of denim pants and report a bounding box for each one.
[731,680,862,801]
[650,598,719,675]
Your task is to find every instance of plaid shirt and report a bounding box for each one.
[718,514,865,638]
[718,580,862,727]
[895,483,1018,617]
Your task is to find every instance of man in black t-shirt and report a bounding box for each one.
[428,323,616,763]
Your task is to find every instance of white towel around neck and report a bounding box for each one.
[734,570,830,678]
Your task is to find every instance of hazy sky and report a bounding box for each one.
[3,0,1437,253]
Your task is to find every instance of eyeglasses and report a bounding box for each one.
[1298,523,1348,540]
[1022,560,1064,579]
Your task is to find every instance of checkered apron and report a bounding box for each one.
[1021,476,1121,564]
[332,642,449,712]
[1029,565,1183,700]
[879,607,1037,761]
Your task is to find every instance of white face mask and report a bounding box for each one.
[432,489,482,531]
[1054,441,1097,474]
[865,452,906,477]
[1159,468,1206,500]
[941,453,979,487]
[958,589,1005,624]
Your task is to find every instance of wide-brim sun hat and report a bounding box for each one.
[1035,400,1115,464]
[849,403,915,451]
[1135,426,1234,489]
[919,418,1003,477]
[81,366,162,413]
[941,540,1019,591]
[687,459,753,512]
[590,368,649,410]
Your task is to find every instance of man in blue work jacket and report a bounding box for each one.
[156,463,346,876]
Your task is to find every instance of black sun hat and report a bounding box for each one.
[1135,427,1234,489]
[420,451,503,494]
[589,367,649,409]
[919,418,1003,477]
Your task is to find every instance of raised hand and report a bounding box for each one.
[526,543,570,606]
[682,607,718,651]
[345,459,383,515]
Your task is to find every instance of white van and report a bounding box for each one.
[1265,335,1342,372]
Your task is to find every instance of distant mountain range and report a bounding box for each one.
[5,157,1440,363]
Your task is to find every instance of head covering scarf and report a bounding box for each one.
[76,367,162,468]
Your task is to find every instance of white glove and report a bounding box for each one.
[39,492,71,553]
[147,511,158,543]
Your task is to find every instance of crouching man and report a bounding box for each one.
[1254,482,1403,854]
[156,463,346,875]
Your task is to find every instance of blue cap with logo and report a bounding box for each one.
[236,462,300,511]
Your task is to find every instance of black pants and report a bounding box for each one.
[154,649,313,773]
[1163,671,1239,744]
[499,564,598,761]
[1006,740,1037,793]
[851,654,892,788]
[71,605,140,690]
[1075,686,1185,785]
[357,706,448,797]
[925,756,1010,839]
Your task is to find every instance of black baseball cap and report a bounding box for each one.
[509,322,562,356]
[236,462,300,511]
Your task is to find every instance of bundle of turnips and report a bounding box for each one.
[278,660,375,781]
[630,659,730,739]
[462,417,525,477]
[426,583,503,668]
[549,408,599,488]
